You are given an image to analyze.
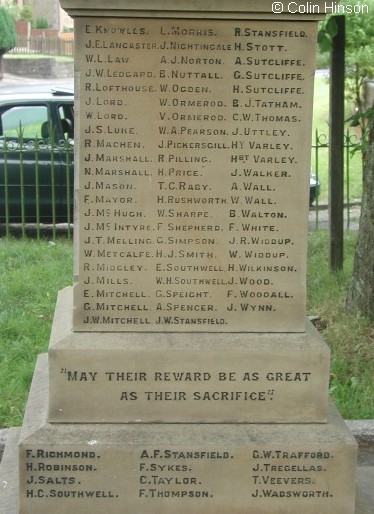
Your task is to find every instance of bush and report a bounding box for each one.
[0,6,16,53]
[35,17,49,29]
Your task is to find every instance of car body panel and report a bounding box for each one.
[0,90,74,223]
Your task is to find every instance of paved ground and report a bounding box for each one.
[309,204,361,231]
[0,72,73,93]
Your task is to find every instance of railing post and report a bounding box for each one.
[314,128,319,230]
[4,141,10,238]
[65,139,72,240]
[18,128,26,239]
[345,129,351,229]
[329,15,345,271]
[35,139,41,241]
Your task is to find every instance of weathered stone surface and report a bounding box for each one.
[71,14,319,333]
[49,287,330,423]
[0,429,20,514]
[60,0,330,19]
[10,3,359,514]
[2,426,371,513]
[16,355,357,514]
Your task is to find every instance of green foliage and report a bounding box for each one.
[317,16,338,53]
[35,17,49,29]
[1,0,20,21]
[344,0,374,151]
[315,49,330,69]
[346,104,374,157]
[0,6,16,53]
[2,2,34,24]
[343,0,374,49]
[19,5,34,24]
[318,1,374,159]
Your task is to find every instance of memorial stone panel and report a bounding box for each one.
[19,356,357,514]
[49,288,330,423]
[5,3,357,514]
[73,17,317,332]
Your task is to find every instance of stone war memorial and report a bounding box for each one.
[0,1,359,513]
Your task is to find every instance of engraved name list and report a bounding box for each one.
[73,18,316,332]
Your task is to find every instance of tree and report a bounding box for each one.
[319,1,374,158]
[346,112,374,318]
[343,0,374,162]
[319,1,374,316]
[342,0,374,317]
[19,5,34,25]
[0,6,16,81]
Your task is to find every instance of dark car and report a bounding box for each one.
[0,89,74,223]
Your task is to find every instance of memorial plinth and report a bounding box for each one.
[49,287,330,423]
[1,1,359,513]
[19,356,357,514]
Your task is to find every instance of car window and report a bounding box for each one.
[58,104,74,140]
[0,105,49,140]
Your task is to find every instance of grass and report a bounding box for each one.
[0,233,373,427]
[307,231,374,420]
[0,238,72,427]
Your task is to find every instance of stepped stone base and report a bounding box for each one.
[0,428,20,514]
[5,354,357,514]
[48,287,330,423]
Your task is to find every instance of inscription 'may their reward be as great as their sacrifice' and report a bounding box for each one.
[73,18,316,332]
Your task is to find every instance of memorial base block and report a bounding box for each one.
[19,354,357,514]
[48,288,330,423]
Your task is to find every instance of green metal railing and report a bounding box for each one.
[310,129,362,231]
[0,136,74,240]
